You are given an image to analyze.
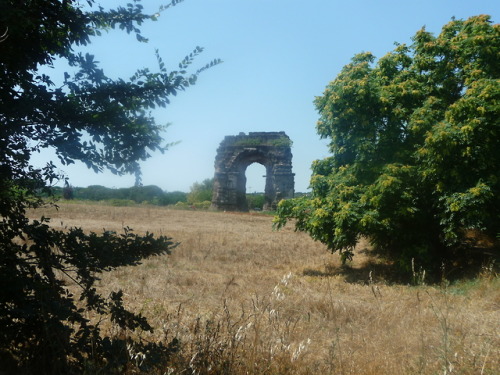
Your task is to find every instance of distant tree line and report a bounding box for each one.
[53,180,307,211]
[53,185,188,206]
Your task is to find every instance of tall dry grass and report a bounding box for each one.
[30,202,499,374]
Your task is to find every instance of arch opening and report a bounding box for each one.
[245,162,266,194]
[243,162,267,211]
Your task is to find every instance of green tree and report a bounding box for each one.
[247,193,265,210]
[128,184,165,203]
[158,190,188,205]
[0,0,220,372]
[62,183,74,200]
[275,15,499,277]
[77,184,114,200]
[187,178,214,204]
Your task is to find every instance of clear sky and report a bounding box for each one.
[33,0,499,193]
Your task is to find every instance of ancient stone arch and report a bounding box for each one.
[211,132,294,211]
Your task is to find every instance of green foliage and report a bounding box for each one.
[0,0,219,372]
[62,184,74,200]
[193,200,212,210]
[187,178,214,204]
[126,185,164,203]
[247,193,265,210]
[233,135,293,147]
[270,136,293,147]
[76,185,115,200]
[275,16,500,276]
[69,185,187,205]
[155,190,188,206]
[174,200,211,210]
[109,198,136,206]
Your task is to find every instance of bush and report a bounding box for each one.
[247,193,265,210]
[109,198,136,207]
[187,179,214,204]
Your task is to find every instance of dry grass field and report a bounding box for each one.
[30,202,499,374]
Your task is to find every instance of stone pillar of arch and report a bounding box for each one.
[211,132,295,211]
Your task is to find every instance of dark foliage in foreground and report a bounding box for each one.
[0,0,219,372]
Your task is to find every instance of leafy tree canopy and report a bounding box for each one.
[275,15,499,277]
[0,0,220,372]
[187,178,214,204]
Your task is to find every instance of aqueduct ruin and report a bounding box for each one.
[211,132,295,211]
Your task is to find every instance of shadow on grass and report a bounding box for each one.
[303,246,499,285]
[302,245,406,284]
[303,260,404,285]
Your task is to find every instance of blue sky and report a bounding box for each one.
[34,0,499,193]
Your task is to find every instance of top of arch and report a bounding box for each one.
[220,131,293,148]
